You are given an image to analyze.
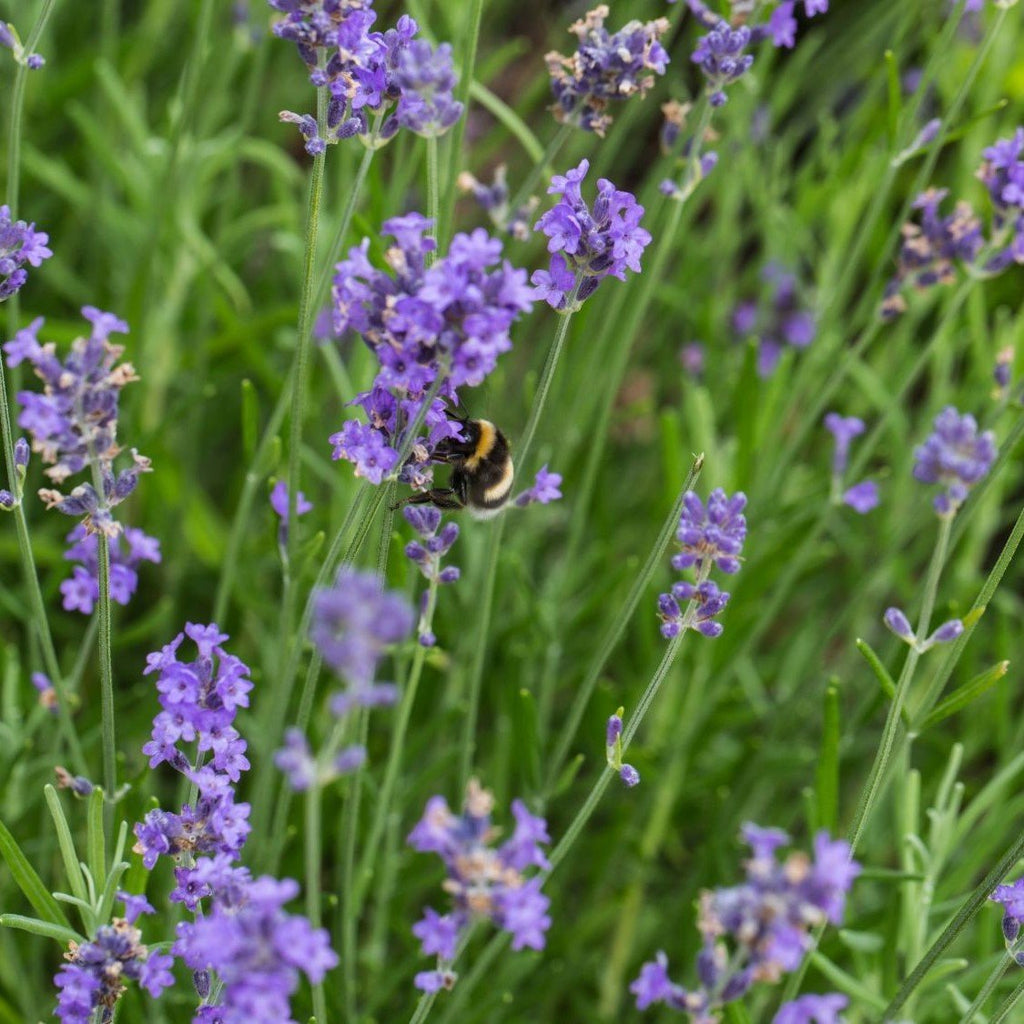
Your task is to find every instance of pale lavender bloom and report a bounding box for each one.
[59,523,161,615]
[773,993,848,1024]
[514,464,563,507]
[842,480,879,514]
[274,727,317,791]
[991,877,1024,944]
[31,671,57,713]
[393,39,463,137]
[883,607,915,643]
[409,781,551,987]
[672,489,747,575]
[546,6,670,137]
[884,607,961,652]
[912,405,996,515]
[632,826,860,1016]
[733,264,817,377]
[823,413,865,477]
[0,204,51,300]
[269,479,313,522]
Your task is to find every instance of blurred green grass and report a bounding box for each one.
[1,0,1023,1020]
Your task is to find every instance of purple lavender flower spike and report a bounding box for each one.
[635,825,859,1017]
[409,780,552,987]
[823,413,865,477]
[673,489,747,575]
[912,405,996,515]
[921,618,963,650]
[545,6,670,137]
[0,21,45,67]
[691,19,753,107]
[977,128,1024,272]
[274,727,317,791]
[311,567,414,692]
[270,479,313,522]
[0,204,51,300]
[773,992,848,1024]
[532,159,651,310]
[59,523,161,615]
[394,39,464,137]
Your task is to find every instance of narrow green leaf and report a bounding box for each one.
[723,1001,752,1024]
[856,639,911,728]
[884,50,900,150]
[86,788,106,893]
[467,81,543,162]
[511,688,542,795]
[815,682,840,833]
[241,379,259,461]
[732,341,760,494]
[551,754,585,798]
[809,950,887,1010]
[44,786,89,913]
[919,662,1008,730]
[0,913,80,946]
[0,812,72,930]
[96,822,131,924]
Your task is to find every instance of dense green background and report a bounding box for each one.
[1,0,1023,1020]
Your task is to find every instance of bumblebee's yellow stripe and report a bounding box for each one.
[465,419,495,470]
[482,458,515,503]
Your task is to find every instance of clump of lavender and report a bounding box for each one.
[329,214,533,488]
[408,779,551,992]
[991,876,1024,952]
[3,309,150,536]
[606,710,640,787]
[631,824,860,1017]
[691,18,753,107]
[658,489,746,639]
[273,5,463,154]
[977,127,1024,271]
[532,159,652,311]
[59,523,161,614]
[457,165,537,241]
[0,204,51,300]
[912,405,996,515]
[132,624,338,1018]
[514,464,563,508]
[732,264,817,377]
[823,412,879,514]
[880,189,983,319]
[883,606,963,653]
[545,5,670,137]
[54,897,173,1024]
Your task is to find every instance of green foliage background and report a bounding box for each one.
[1,0,1023,1021]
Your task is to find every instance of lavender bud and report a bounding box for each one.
[606,713,623,747]
[0,489,14,510]
[193,969,211,999]
[619,764,640,787]
[13,437,29,469]
[923,618,964,647]
[884,607,915,643]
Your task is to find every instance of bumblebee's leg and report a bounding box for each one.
[388,488,465,512]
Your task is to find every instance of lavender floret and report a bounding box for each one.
[691,19,753,107]
[0,204,51,300]
[773,992,848,1024]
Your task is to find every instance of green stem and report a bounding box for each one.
[305,767,328,1024]
[847,514,952,856]
[353,575,441,913]
[506,121,574,221]
[97,533,116,823]
[957,949,1016,1024]
[544,456,703,795]
[427,135,440,262]
[340,708,369,1020]
[991,976,1024,1024]
[549,627,687,874]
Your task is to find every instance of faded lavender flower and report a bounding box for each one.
[632,825,860,1016]
[691,18,753,107]
[54,913,174,1024]
[993,345,1014,398]
[881,188,983,318]
[774,993,848,1024]
[842,480,879,514]
[4,309,150,535]
[275,8,462,153]
[546,5,670,137]
[32,671,57,713]
[270,479,312,547]
[912,405,995,515]
[409,779,551,991]
[884,606,963,653]
[977,127,1024,271]
[733,264,816,377]
[762,1,830,50]
[330,214,533,489]
[532,159,651,311]
[514,464,563,507]
[0,204,51,300]
[680,342,705,378]
[457,165,537,241]
[60,523,161,614]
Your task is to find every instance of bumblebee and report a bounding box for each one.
[393,418,514,519]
